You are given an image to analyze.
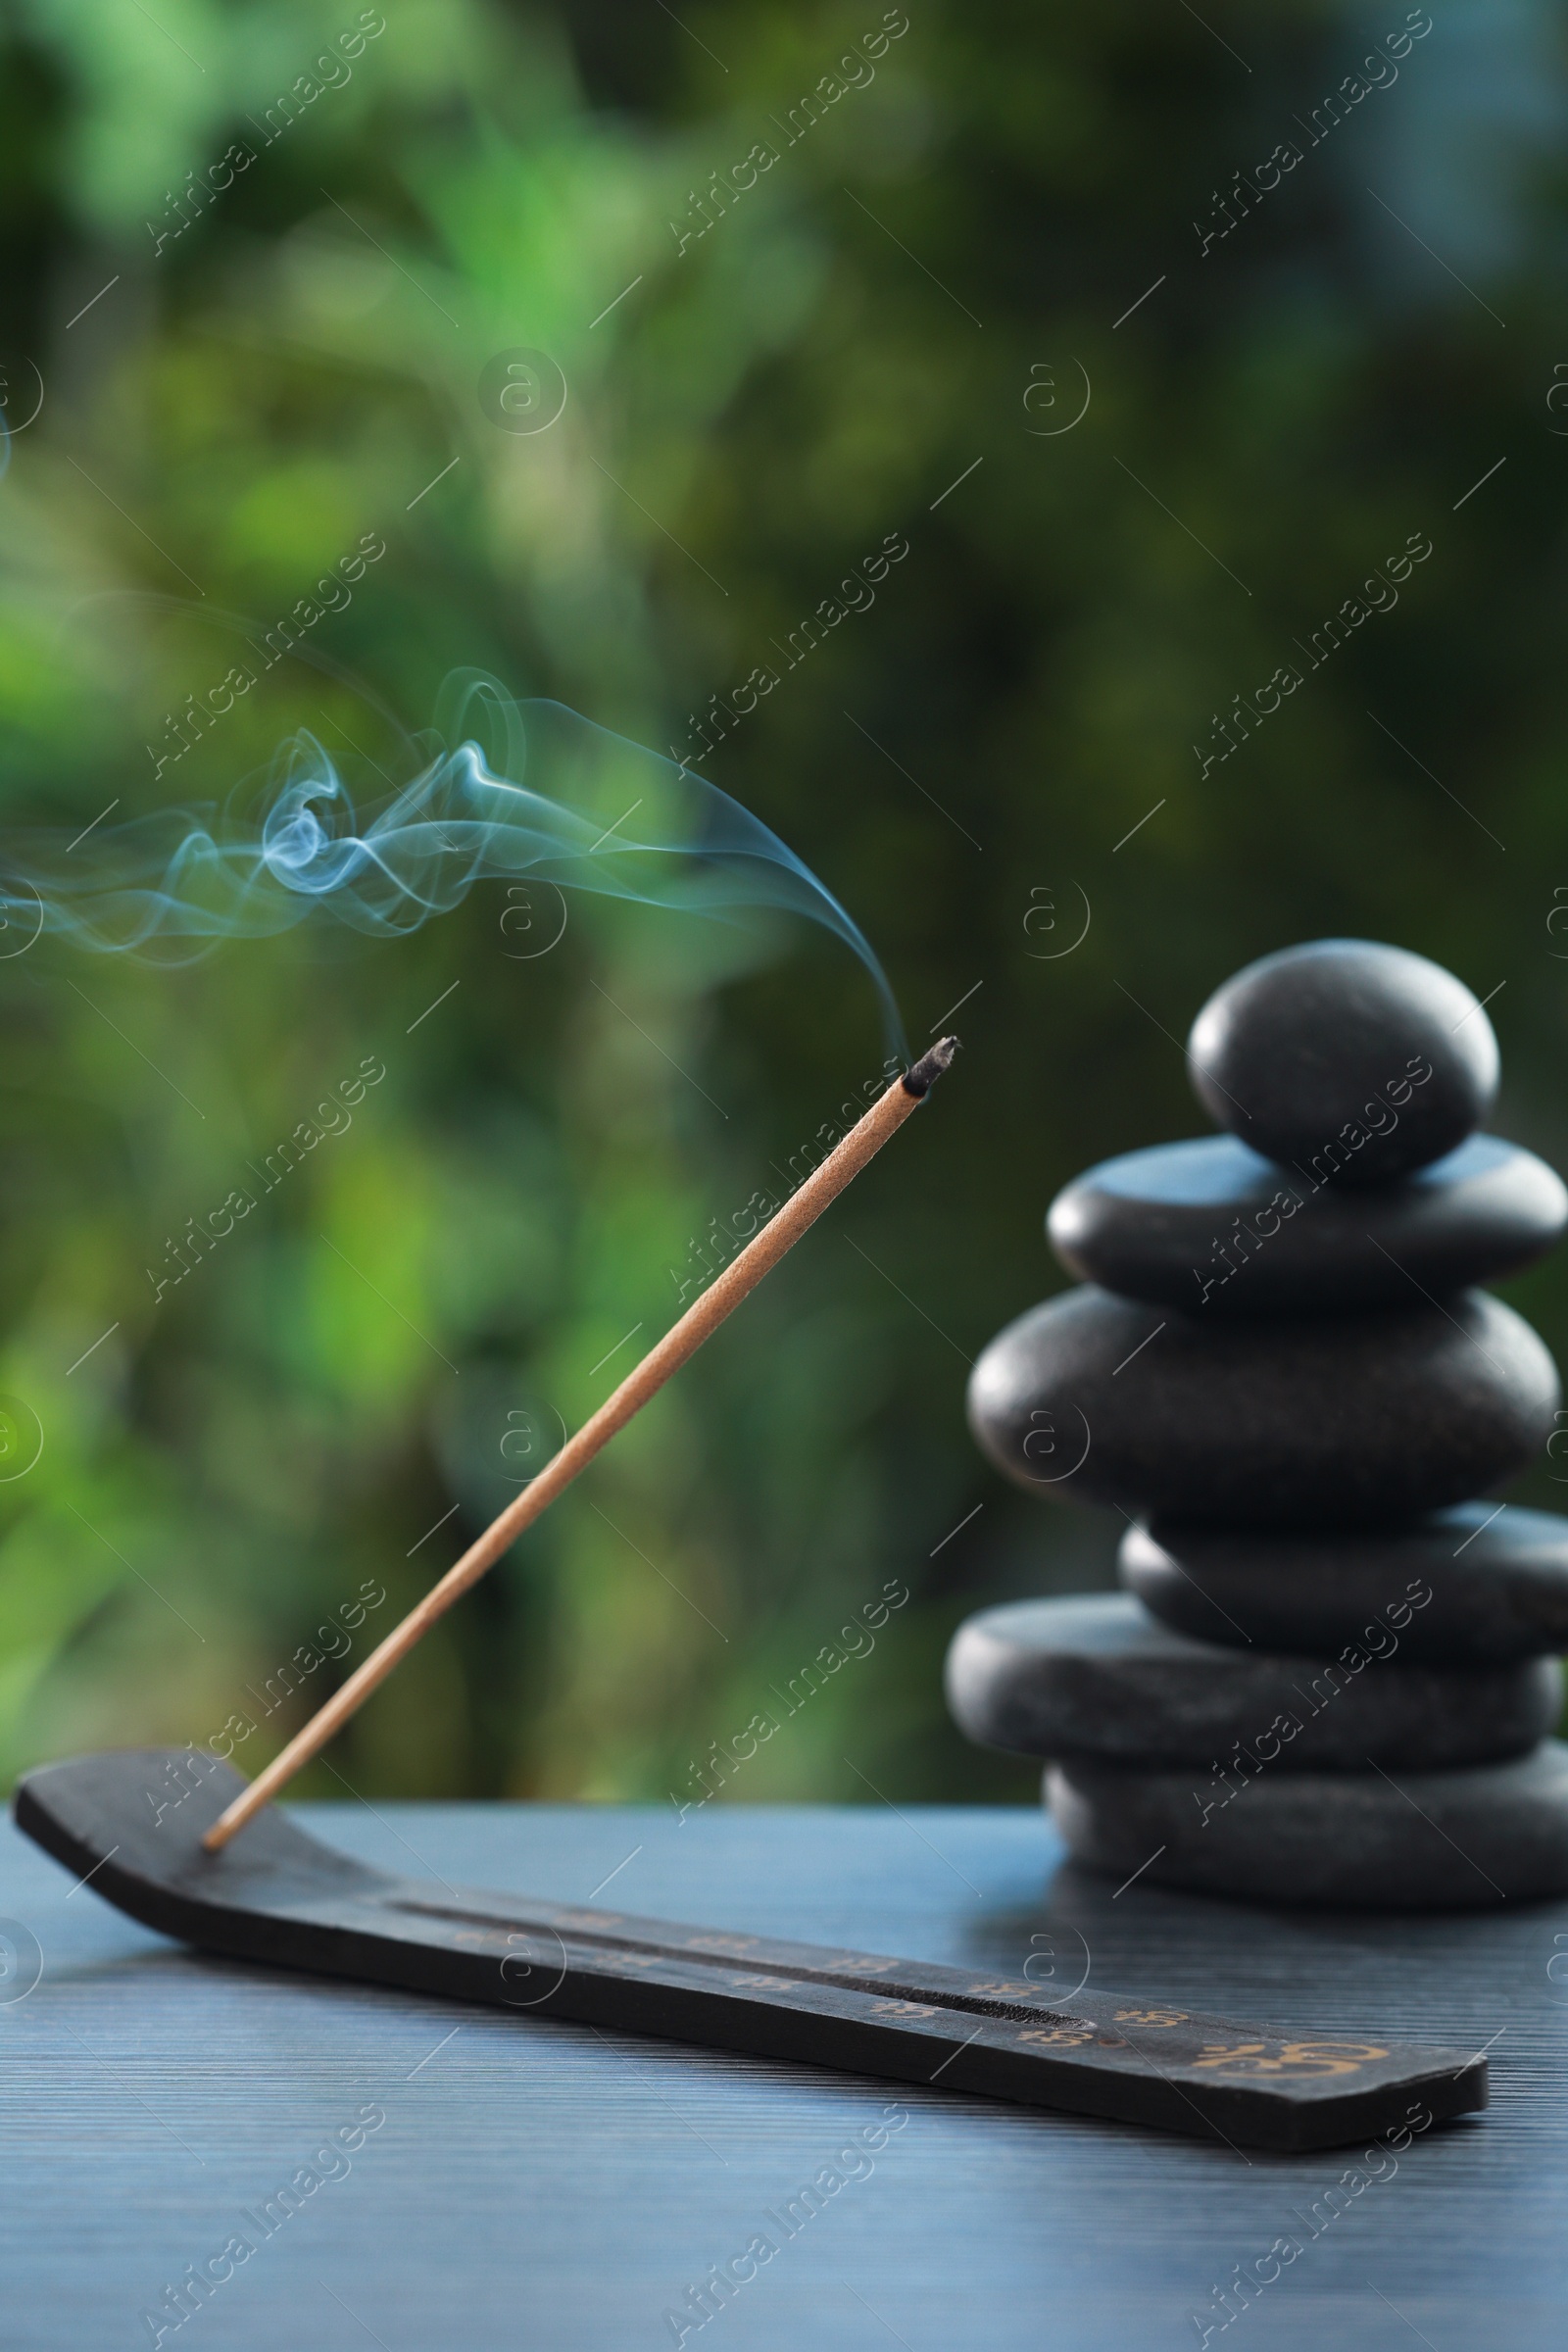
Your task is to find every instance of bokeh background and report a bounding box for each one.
[0,0,1562,1812]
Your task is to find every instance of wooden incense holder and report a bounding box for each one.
[15,1748,1487,2154]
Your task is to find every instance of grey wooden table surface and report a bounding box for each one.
[3,1794,1563,2350]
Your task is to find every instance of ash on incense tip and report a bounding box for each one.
[904,1035,960,1098]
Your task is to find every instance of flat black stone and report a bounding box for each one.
[1047,1133,1566,1315]
[1046,1741,1568,1909]
[946,1594,1560,1770]
[1122,1504,1568,1663]
[967,1284,1558,1525]
[10,1748,1489,2153]
[1187,939,1499,1185]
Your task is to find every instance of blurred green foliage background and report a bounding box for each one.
[0,0,1562,1813]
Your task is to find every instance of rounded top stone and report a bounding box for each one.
[1186,938,1499,1184]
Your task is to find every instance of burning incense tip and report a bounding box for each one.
[202,1047,959,1851]
[903,1035,959,1098]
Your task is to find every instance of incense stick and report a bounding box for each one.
[203,1038,959,1851]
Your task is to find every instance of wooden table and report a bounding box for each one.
[3,1797,1559,2349]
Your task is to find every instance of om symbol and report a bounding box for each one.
[1192,2038,1388,2078]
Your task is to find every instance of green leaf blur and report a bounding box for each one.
[0,0,1558,1811]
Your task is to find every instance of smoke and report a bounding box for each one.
[0,671,906,1054]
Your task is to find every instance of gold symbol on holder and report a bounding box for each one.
[1191,2038,1389,2078]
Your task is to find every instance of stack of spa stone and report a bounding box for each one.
[949,939,1568,1908]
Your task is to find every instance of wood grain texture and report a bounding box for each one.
[0,1793,1559,2350]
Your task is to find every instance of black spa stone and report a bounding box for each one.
[1186,938,1499,1185]
[967,1285,1558,1525]
[1120,1504,1568,1664]
[1047,1133,1566,1316]
[945,1594,1559,1771]
[1046,1740,1568,1909]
